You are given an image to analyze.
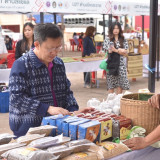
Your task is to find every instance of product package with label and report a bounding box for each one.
[112,116,132,140]
[56,115,70,135]
[78,120,101,143]
[69,119,91,140]
[62,117,85,137]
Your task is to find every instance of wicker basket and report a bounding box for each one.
[120,93,160,135]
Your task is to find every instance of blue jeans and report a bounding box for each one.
[84,72,90,85]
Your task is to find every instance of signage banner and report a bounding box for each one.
[0,0,112,14]
[111,1,150,16]
[0,0,159,15]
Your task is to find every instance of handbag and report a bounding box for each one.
[130,35,139,47]
[138,40,149,55]
[99,52,109,71]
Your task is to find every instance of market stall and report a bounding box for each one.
[0,60,103,83]
[1,1,160,160]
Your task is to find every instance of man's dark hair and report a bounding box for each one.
[34,23,63,44]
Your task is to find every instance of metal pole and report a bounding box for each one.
[148,0,158,92]
[103,14,105,40]
[54,13,57,24]
[109,14,112,27]
[108,14,112,36]
[157,16,160,81]
[61,14,65,57]
[142,15,144,40]
[40,12,44,24]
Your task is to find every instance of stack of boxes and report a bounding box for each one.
[42,111,132,143]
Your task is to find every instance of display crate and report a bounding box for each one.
[0,92,9,113]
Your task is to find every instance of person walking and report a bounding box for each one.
[82,26,96,88]
[103,21,129,94]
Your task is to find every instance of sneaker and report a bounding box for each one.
[86,84,91,88]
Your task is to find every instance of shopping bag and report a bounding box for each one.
[99,52,109,71]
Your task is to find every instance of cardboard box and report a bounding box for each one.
[42,115,64,136]
[56,115,70,135]
[78,120,101,143]
[62,117,83,137]
[69,119,90,140]
[99,117,112,141]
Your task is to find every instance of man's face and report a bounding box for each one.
[34,37,62,65]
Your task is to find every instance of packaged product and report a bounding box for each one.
[16,134,45,145]
[28,134,70,149]
[99,117,112,141]
[42,114,63,125]
[48,140,97,159]
[66,139,92,147]
[0,143,26,155]
[89,141,128,159]
[27,125,57,137]
[1,147,58,160]
[56,115,70,135]
[69,119,90,140]
[78,120,101,143]
[0,133,16,145]
[62,117,83,137]
[60,151,99,160]
[112,117,132,140]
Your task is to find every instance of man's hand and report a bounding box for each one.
[73,107,95,115]
[47,106,70,115]
[148,94,160,109]
[123,137,148,150]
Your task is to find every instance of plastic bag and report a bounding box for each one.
[29,134,71,149]
[99,52,109,71]
[0,133,16,145]
[27,125,57,136]
[1,147,58,160]
[99,60,108,71]
[0,143,26,155]
[16,134,45,145]
[66,139,92,147]
[89,141,128,159]
[60,151,98,160]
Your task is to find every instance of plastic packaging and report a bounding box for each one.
[29,134,70,149]
[1,147,58,160]
[0,143,26,155]
[27,125,57,136]
[0,133,16,145]
[16,134,45,145]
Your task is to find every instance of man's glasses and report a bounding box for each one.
[47,45,62,53]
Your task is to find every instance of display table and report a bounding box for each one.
[0,60,103,83]
[109,146,160,160]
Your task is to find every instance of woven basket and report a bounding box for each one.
[120,93,160,135]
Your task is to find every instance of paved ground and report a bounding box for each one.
[1,50,160,134]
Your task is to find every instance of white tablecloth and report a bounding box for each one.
[109,146,160,160]
[65,60,103,73]
[0,60,103,83]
